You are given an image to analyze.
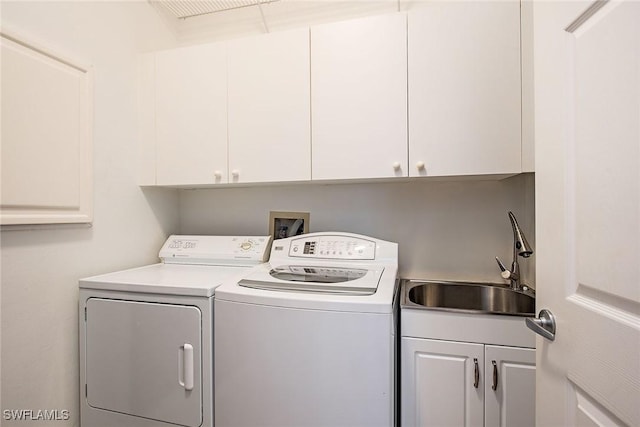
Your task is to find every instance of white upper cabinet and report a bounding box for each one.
[311,13,408,180]
[138,4,525,188]
[155,42,228,186]
[408,2,521,177]
[227,28,310,183]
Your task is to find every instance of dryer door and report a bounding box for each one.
[85,298,202,427]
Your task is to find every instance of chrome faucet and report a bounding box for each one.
[496,211,533,291]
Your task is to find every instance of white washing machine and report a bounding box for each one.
[79,235,271,427]
[214,232,399,427]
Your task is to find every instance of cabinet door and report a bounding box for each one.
[228,29,310,183]
[311,13,408,180]
[408,2,521,177]
[484,345,535,427]
[155,42,227,185]
[401,337,484,427]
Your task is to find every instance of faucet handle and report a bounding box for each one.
[495,257,513,279]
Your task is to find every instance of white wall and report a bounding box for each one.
[0,2,178,425]
[179,174,536,284]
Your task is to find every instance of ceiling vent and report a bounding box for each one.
[149,0,280,20]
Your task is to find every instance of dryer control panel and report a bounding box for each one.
[280,235,377,260]
[160,235,271,265]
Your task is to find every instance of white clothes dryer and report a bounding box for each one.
[79,235,271,427]
[214,232,399,427]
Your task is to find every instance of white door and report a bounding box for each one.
[155,42,227,185]
[484,345,535,427]
[533,1,639,425]
[311,13,407,180]
[407,1,521,177]
[227,28,310,183]
[85,298,202,427]
[401,337,484,427]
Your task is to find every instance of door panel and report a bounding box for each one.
[227,28,310,183]
[573,1,639,303]
[485,345,535,427]
[85,298,202,427]
[401,337,484,427]
[408,1,521,177]
[534,0,640,425]
[311,13,408,180]
[155,42,227,185]
[1,33,92,224]
[574,389,627,426]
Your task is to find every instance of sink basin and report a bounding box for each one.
[401,280,535,316]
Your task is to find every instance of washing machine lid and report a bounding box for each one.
[238,263,384,295]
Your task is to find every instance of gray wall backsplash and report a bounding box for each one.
[179,174,535,286]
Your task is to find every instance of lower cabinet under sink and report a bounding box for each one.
[400,284,536,427]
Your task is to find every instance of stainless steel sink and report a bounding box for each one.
[401,280,535,316]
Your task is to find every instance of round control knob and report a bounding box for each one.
[214,170,222,179]
[231,169,240,178]
[392,162,401,171]
[240,241,253,250]
[416,161,426,170]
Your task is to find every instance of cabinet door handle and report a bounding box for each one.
[473,358,479,388]
[492,360,498,391]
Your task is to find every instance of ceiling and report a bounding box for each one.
[149,0,280,19]
[148,0,402,43]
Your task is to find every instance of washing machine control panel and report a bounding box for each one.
[285,235,376,260]
[160,235,271,264]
